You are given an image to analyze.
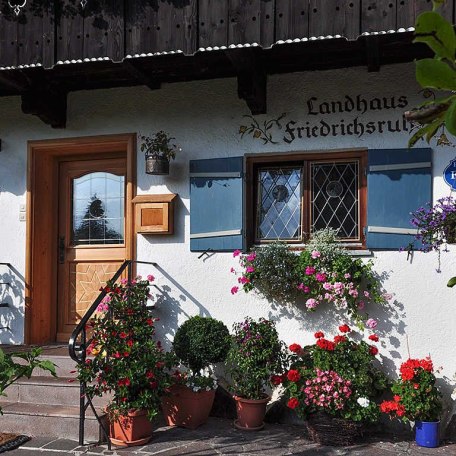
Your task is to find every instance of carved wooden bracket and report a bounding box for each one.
[122,60,162,91]
[226,49,267,115]
[21,85,68,128]
[366,36,381,73]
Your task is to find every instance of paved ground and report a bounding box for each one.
[4,418,456,455]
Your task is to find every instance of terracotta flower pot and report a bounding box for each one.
[109,409,154,447]
[161,384,216,429]
[234,395,270,431]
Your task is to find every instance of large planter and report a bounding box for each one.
[161,384,216,429]
[306,412,364,446]
[415,420,440,448]
[234,395,270,431]
[145,156,170,175]
[109,409,153,447]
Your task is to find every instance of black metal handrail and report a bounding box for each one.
[68,259,158,447]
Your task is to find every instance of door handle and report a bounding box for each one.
[59,236,65,264]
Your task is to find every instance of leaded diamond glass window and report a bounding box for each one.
[256,167,302,240]
[311,161,359,239]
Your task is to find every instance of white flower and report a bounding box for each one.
[357,397,370,408]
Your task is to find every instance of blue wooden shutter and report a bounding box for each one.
[366,148,432,249]
[190,156,244,252]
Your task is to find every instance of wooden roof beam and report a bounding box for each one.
[226,49,267,115]
[21,85,67,128]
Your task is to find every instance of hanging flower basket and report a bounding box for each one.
[306,412,364,446]
[140,131,181,176]
[145,156,170,175]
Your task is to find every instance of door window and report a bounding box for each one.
[72,172,125,245]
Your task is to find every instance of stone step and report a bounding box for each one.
[35,354,79,378]
[0,401,106,441]
[4,376,110,408]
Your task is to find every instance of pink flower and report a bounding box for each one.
[358,301,365,310]
[383,293,393,301]
[238,276,250,284]
[233,249,241,258]
[364,290,370,298]
[323,282,333,291]
[305,266,316,275]
[366,318,378,329]
[246,266,255,273]
[147,274,155,282]
[231,286,239,295]
[311,250,321,259]
[306,298,318,309]
[247,252,256,262]
[315,272,327,283]
[230,267,235,273]
[298,283,310,293]
[344,273,351,279]
[348,289,358,298]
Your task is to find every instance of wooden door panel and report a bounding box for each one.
[57,158,128,342]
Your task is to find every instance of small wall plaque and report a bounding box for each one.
[133,194,177,234]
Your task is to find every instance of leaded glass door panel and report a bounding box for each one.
[56,158,127,342]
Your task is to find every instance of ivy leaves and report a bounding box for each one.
[408,8,456,146]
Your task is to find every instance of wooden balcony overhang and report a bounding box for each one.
[0,0,451,127]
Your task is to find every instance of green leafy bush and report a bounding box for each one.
[0,347,56,413]
[173,316,231,374]
[282,325,387,423]
[227,317,286,400]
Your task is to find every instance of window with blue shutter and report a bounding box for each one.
[366,148,432,249]
[190,157,244,252]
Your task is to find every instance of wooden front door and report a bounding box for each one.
[56,157,128,342]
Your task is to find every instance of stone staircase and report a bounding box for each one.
[0,346,107,441]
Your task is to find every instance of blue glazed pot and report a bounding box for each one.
[415,421,440,448]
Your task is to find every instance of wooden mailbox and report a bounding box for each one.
[133,194,177,235]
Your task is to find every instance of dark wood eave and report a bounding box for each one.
[0,33,431,128]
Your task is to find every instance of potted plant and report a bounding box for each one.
[283,325,387,446]
[140,131,180,175]
[227,317,286,431]
[161,315,231,429]
[380,357,442,448]
[77,275,174,447]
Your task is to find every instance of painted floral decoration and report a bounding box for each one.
[281,325,387,423]
[380,357,442,422]
[77,276,175,420]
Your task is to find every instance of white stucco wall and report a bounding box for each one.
[0,62,455,432]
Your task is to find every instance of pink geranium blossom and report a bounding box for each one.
[311,250,321,259]
[233,249,241,258]
[366,318,378,329]
[231,286,239,295]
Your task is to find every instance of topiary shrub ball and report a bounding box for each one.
[173,316,231,373]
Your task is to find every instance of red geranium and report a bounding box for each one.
[287,369,301,382]
[316,338,336,351]
[334,335,347,345]
[338,324,351,333]
[271,374,285,386]
[368,334,379,342]
[314,331,324,339]
[369,345,379,356]
[289,343,302,353]
[287,397,299,409]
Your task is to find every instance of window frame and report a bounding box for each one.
[245,149,367,249]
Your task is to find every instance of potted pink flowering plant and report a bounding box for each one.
[282,325,387,446]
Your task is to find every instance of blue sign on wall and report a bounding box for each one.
[444,159,456,190]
